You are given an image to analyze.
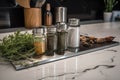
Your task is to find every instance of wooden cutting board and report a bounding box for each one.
[16,0,30,8]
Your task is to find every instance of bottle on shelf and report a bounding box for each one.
[68,18,80,52]
[56,24,68,55]
[46,27,57,56]
[44,3,52,26]
[33,27,46,55]
[55,7,68,55]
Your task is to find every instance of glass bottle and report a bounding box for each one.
[56,23,68,55]
[46,27,57,56]
[44,3,52,26]
[33,27,46,55]
[68,18,80,52]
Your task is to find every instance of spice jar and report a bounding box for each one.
[46,27,57,56]
[68,18,80,52]
[33,27,46,55]
[56,22,68,55]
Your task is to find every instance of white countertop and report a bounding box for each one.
[0,22,120,80]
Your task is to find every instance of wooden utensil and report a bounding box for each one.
[16,0,30,8]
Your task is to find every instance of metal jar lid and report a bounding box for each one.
[33,27,46,35]
[47,27,57,33]
[68,18,80,27]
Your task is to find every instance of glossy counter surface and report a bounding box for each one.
[0,22,120,80]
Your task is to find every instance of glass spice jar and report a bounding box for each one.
[56,22,68,55]
[46,27,57,56]
[33,27,46,55]
[68,18,80,52]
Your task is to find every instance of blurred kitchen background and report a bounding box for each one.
[0,0,120,29]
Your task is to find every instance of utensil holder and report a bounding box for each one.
[24,8,42,29]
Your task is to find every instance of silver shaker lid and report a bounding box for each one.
[55,7,67,23]
[68,18,80,27]
[56,22,68,31]
[33,27,46,35]
[47,27,57,33]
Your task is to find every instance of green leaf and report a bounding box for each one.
[104,0,119,12]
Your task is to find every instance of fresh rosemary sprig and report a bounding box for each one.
[0,31,35,62]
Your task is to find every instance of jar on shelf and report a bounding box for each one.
[56,22,68,55]
[33,27,46,55]
[68,18,80,52]
[46,27,57,56]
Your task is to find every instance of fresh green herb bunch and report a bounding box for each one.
[0,31,35,61]
[104,0,119,12]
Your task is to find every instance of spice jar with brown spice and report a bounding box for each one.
[33,27,46,55]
